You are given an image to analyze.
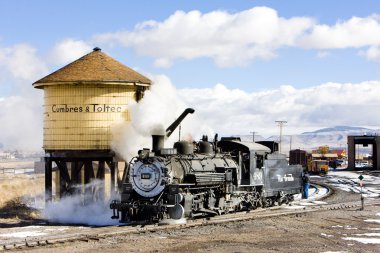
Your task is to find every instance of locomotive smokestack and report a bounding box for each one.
[165,108,195,138]
[152,135,165,153]
[151,108,195,154]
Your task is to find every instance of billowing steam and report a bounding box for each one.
[43,180,119,226]
[111,75,213,161]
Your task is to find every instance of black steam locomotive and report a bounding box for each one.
[110,109,303,224]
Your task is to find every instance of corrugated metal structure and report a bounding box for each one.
[34,47,151,202]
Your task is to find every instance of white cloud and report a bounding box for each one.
[94,7,314,67]
[0,95,43,151]
[316,51,330,58]
[359,46,380,61]
[0,44,48,83]
[299,15,380,49]
[94,8,380,67]
[48,39,92,65]
[178,80,380,136]
[0,44,46,151]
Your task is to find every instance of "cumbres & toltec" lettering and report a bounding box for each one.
[51,104,125,113]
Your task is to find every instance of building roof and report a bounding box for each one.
[33,47,151,88]
[311,153,338,158]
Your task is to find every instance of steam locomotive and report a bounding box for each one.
[110,108,303,224]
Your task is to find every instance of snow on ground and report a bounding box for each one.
[325,170,380,198]
[0,231,47,238]
[309,171,380,247]
[338,212,380,245]
[342,237,380,244]
[321,252,348,253]
[0,226,70,240]
[365,219,380,224]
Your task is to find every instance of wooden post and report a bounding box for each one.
[45,156,52,202]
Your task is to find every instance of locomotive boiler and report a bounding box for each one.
[110,108,303,224]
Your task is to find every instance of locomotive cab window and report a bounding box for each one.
[256,155,264,168]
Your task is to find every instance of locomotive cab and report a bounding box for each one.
[217,140,270,186]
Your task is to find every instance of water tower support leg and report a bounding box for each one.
[44,156,53,203]
[56,160,71,197]
[84,160,95,204]
[108,161,116,195]
[97,160,105,201]
[71,161,83,194]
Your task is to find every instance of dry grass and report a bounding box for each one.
[0,174,44,220]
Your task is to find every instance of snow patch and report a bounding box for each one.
[343,237,380,244]
[0,231,47,238]
[284,205,306,209]
[365,219,380,224]
[321,233,334,238]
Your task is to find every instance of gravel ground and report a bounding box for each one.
[15,186,380,253]
[0,172,379,253]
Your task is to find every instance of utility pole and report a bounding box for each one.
[275,120,287,154]
[289,135,292,151]
[250,131,257,142]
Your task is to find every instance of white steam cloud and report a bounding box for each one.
[43,180,119,226]
[111,75,213,161]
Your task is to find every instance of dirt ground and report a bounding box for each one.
[6,190,378,253]
[0,174,43,220]
[1,174,379,253]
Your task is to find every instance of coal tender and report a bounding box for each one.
[110,108,303,224]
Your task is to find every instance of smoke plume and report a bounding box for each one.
[111,74,213,161]
[43,180,119,226]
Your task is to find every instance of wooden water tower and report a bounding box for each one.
[33,47,151,202]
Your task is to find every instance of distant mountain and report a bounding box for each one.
[302,126,377,136]
[239,126,379,154]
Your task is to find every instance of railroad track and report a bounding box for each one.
[1,183,377,251]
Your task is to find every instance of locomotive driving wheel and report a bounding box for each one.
[263,197,274,208]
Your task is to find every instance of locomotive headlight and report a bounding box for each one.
[130,160,167,198]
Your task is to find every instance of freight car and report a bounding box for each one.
[110,108,303,224]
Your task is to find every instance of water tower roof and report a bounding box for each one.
[33,48,151,88]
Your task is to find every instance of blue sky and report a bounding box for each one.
[1,0,380,93]
[1,1,380,150]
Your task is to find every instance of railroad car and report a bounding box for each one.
[110,109,303,224]
[308,159,329,175]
